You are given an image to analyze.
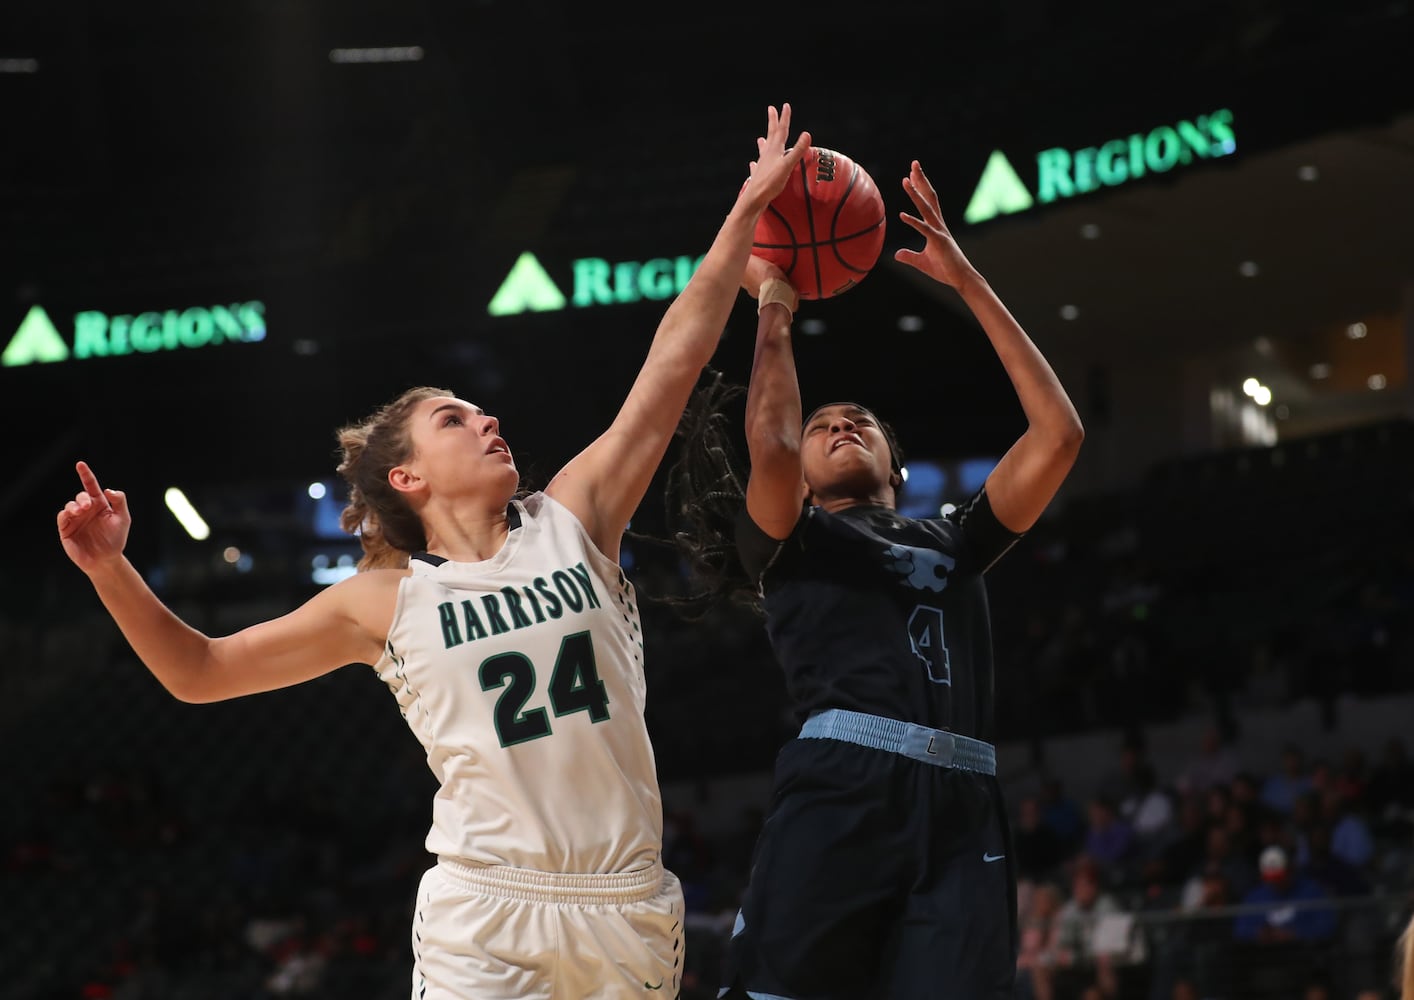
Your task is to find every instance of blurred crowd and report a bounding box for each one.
[4,420,1413,998]
[658,727,1414,999]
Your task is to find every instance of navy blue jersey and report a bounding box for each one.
[736,488,1020,742]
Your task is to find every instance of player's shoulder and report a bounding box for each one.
[518,489,550,516]
[518,489,571,529]
[296,566,408,649]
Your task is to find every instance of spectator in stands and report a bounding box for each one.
[1301,823,1370,898]
[1261,744,1313,816]
[1040,775,1087,856]
[1309,758,1335,797]
[1221,797,1260,874]
[1135,856,1182,911]
[1181,827,1254,909]
[1054,861,1122,997]
[1120,762,1175,851]
[1290,789,1322,866]
[1158,793,1208,886]
[1016,881,1065,1000]
[1233,846,1337,943]
[1084,797,1135,873]
[1015,795,1070,883]
[1150,865,1236,1000]
[1178,726,1240,794]
[1321,787,1375,871]
[1335,746,1369,804]
[1229,771,1261,815]
[1097,737,1144,807]
[1204,783,1233,830]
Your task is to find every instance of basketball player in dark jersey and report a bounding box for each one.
[677,160,1083,999]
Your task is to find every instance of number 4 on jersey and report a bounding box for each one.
[907,605,951,686]
[547,631,611,723]
[479,630,611,747]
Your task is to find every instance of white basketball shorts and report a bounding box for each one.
[409,856,684,999]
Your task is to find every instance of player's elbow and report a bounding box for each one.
[161,673,222,704]
[1048,414,1084,458]
[157,649,235,704]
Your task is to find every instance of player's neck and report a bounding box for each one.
[812,489,896,515]
[421,499,513,563]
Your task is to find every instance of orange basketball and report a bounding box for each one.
[753,146,886,300]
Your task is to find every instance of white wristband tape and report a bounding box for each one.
[757,277,799,316]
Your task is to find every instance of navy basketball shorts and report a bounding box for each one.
[719,737,1017,1000]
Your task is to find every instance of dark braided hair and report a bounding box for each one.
[644,367,909,621]
[642,368,763,620]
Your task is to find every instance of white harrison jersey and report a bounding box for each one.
[373,492,660,874]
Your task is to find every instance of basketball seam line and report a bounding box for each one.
[751,217,885,250]
[798,158,823,298]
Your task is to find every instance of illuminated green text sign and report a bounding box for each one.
[3,301,266,368]
[489,252,705,317]
[965,108,1236,224]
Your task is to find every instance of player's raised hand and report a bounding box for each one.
[894,160,979,291]
[740,104,811,214]
[57,461,131,573]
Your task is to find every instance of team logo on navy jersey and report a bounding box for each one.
[881,544,955,592]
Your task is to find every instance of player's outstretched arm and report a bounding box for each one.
[58,461,393,703]
[894,160,1083,533]
[741,257,806,541]
[547,104,810,559]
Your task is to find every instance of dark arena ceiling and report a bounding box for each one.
[3,0,1412,573]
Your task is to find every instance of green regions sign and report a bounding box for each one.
[2,301,266,368]
[488,252,705,317]
[964,108,1236,224]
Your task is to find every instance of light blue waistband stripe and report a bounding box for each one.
[798,708,996,775]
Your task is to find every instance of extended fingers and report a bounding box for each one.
[760,107,781,151]
[897,211,934,238]
[910,160,940,203]
[763,104,797,152]
[902,177,942,228]
[76,460,105,500]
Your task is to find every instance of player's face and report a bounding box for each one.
[401,396,518,500]
[800,403,894,498]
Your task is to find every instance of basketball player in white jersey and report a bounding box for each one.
[55,105,811,999]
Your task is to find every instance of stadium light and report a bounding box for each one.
[164,487,210,541]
